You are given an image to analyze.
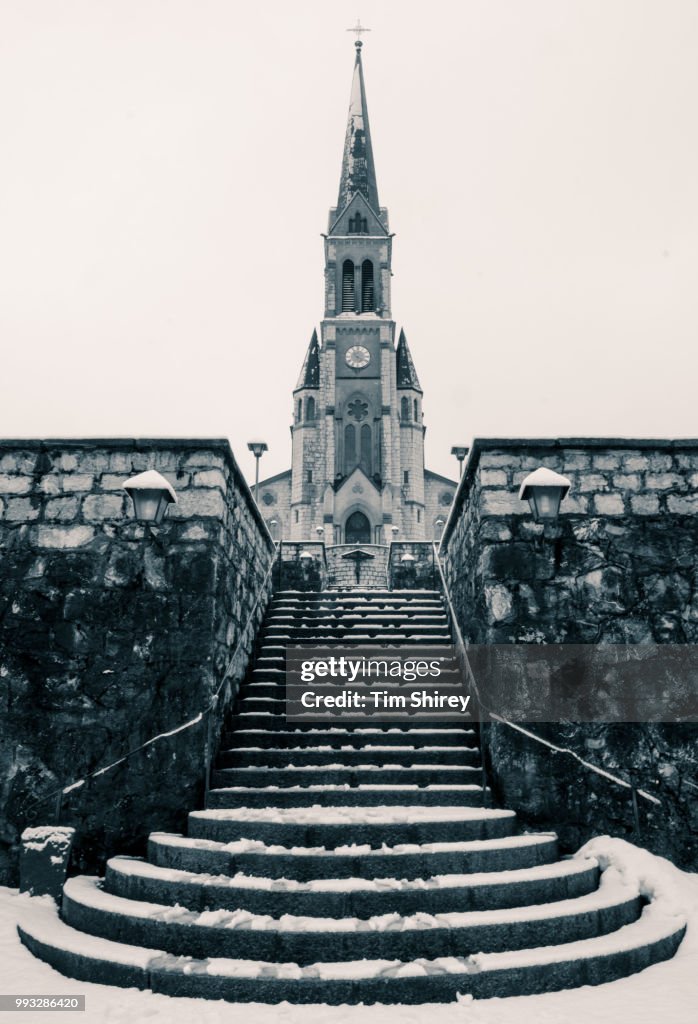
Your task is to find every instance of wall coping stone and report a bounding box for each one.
[0,437,275,549]
[440,437,698,549]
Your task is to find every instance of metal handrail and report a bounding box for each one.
[23,545,280,822]
[430,543,663,826]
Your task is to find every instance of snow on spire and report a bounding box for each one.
[337,39,380,215]
[295,329,320,389]
[396,329,422,391]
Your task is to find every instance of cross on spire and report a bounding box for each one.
[347,18,370,46]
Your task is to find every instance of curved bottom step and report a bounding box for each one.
[18,899,685,1005]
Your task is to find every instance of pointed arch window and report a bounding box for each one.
[306,396,316,421]
[361,260,374,312]
[360,423,372,475]
[414,399,418,421]
[342,260,355,312]
[401,396,409,421]
[344,424,357,475]
[297,399,302,422]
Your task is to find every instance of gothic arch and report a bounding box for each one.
[342,260,355,312]
[345,509,371,544]
[361,259,375,312]
[306,396,316,421]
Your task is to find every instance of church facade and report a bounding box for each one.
[257,40,457,544]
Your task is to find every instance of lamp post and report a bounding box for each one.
[247,440,268,505]
[123,470,177,525]
[434,517,446,541]
[450,445,470,478]
[519,467,571,522]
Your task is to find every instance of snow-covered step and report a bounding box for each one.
[217,745,480,767]
[106,854,600,918]
[61,871,643,965]
[205,783,487,809]
[210,765,482,789]
[19,893,686,1004]
[148,831,561,880]
[221,727,477,749]
[227,713,476,731]
[187,805,516,847]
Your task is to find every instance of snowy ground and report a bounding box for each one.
[0,838,696,1024]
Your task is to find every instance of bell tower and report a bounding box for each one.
[258,33,458,546]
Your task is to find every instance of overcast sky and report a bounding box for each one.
[1,1,696,483]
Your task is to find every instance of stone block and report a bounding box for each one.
[645,473,685,491]
[171,488,227,520]
[578,474,609,493]
[36,525,95,549]
[55,454,79,472]
[61,474,95,493]
[479,453,518,470]
[183,452,228,471]
[0,453,37,474]
[689,473,698,490]
[479,489,523,516]
[592,454,621,470]
[45,497,80,522]
[82,494,125,521]
[484,583,514,623]
[560,452,591,471]
[99,473,130,491]
[561,495,589,515]
[480,469,508,487]
[630,494,660,514]
[667,494,698,514]
[192,469,227,491]
[4,497,40,521]
[612,474,641,491]
[0,474,33,495]
[623,454,650,472]
[36,474,62,496]
[593,493,625,515]
[647,454,674,472]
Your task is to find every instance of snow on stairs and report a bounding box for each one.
[18,588,686,1003]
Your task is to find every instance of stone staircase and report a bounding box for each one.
[19,589,686,1003]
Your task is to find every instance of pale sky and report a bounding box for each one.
[1,0,696,484]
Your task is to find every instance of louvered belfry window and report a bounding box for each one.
[361,260,374,312]
[342,260,355,311]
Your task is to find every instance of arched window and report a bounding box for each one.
[342,260,355,312]
[414,399,418,421]
[360,423,372,475]
[344,423,356,475]
[297,399,302,422]
[361,260,374,312]
[306,396,315,421]
[401,396,409,421]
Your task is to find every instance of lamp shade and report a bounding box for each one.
[450,445,470,460]
[247,440,268,458]
[519,467,571,522]
[123,470,177,525]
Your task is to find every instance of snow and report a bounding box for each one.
[65,868,636,934]
[108,854,593,894]
[2,838,695,1021]
[151,831,554,858]
[21,827,74,853]
[189,806,514,825]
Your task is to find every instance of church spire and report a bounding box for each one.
[295,329,320,389]
[337,39,380,215]
[396,329,422,392]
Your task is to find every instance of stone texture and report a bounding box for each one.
[0,440,276,886]
[440,439,698,869]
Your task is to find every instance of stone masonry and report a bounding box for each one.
[0,439,275,884]
[439,438,698,868]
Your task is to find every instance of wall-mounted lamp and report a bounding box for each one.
[123,470,177,525]
[390,525,399,538]
[450,445,470,477]
[247,439,268,505]
[300,550,313,566]
[519,467,571,522]
[315,526,324,537]
[400,552,416,564]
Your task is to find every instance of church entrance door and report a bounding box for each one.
[345,511,371,544]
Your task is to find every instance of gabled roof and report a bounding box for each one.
[295,329,320,390]
[329,191,388,237]
[337,42,380,217]
[396,329,422,392]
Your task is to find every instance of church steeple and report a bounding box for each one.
[295,329,320,389]
[396,329,422,392]
[337,41,380,216]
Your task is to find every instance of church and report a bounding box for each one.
[257,38,457,544]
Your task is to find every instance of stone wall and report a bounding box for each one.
[278,542,327,592]
[388,543,438,590]
[326,544,388,588]
[0,439,275,884]
[440,438,698,868]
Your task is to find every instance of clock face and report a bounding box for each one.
[345,345,371,369]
